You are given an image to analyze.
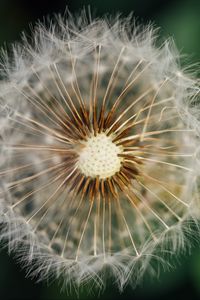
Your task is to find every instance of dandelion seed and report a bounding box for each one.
[0,10,200,292]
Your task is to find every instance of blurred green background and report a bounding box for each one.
[0,0,200,299]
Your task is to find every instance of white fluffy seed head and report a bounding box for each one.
[0,10,200,294]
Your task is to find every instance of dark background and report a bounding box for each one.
[0,0,200,299]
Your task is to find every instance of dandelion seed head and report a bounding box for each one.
[0,10,200,293]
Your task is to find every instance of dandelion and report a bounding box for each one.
[0,11,200,292]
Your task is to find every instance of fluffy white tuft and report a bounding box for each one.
[0,10,200,293]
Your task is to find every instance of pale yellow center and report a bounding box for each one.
[78,133,123,179]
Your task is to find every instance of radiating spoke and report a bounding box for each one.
[140,78,169,141]
[138,181,182,221]
[75,199,94,261]
[125,191,158,241]
[131,188,169,229]
[26,166,77,223]
[135,156,193,172]
[141,173,189,207]
[116,195,139,256]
